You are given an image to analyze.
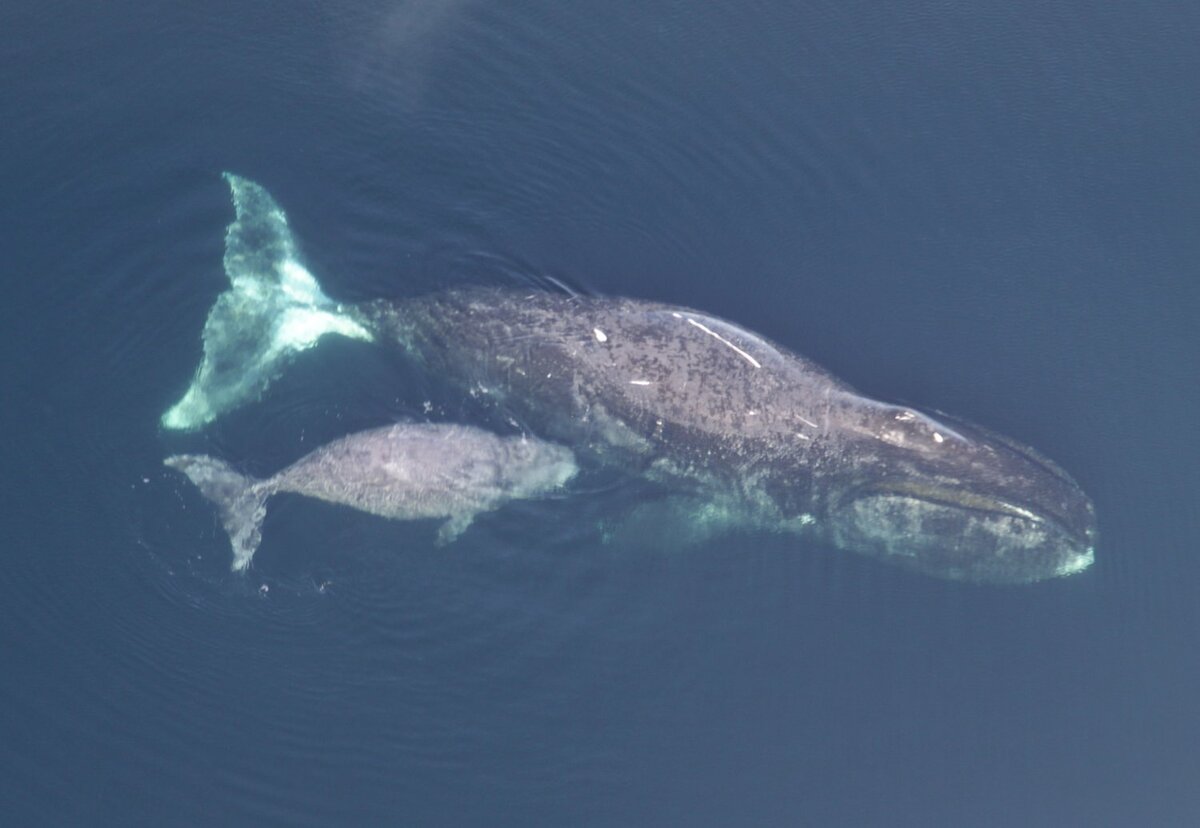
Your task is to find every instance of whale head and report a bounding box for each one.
[822,401,1097,584]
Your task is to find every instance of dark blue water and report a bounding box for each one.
[2,2,1197,825]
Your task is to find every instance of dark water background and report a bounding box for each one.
[2,2,1198,825]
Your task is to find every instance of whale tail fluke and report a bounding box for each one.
[165,454,270,571]
[161,173,374,432]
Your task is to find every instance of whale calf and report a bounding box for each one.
[161,174,1097,583]
[165,423,578,570]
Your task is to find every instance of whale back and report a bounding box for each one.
[383,289,851,478]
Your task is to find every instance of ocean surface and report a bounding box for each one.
[2,2,1197,825]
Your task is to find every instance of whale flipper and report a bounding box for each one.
[161,173,372,431]
[435,512,475,546]
[164,454,270,571]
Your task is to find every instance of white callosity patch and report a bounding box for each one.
[161,174,372,430]
[876,407,965,453]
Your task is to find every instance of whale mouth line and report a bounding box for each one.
[839,480,1098,582]
[848,480,1099,557]
[853,480,1045,525]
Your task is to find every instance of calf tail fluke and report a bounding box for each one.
[164,454,270,571]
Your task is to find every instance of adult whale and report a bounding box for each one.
[162,174,1097,583]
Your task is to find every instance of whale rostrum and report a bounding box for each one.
[162,174,1097,583]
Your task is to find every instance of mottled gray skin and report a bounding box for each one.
[359,288,1097,583]
[266,423,575,527]
[166,423,577,571]
[162,176,1097,582]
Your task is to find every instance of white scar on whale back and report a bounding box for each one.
[682,316,762,368]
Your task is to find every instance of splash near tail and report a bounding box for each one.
[164,455,271,571]
[161,174,373,431]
